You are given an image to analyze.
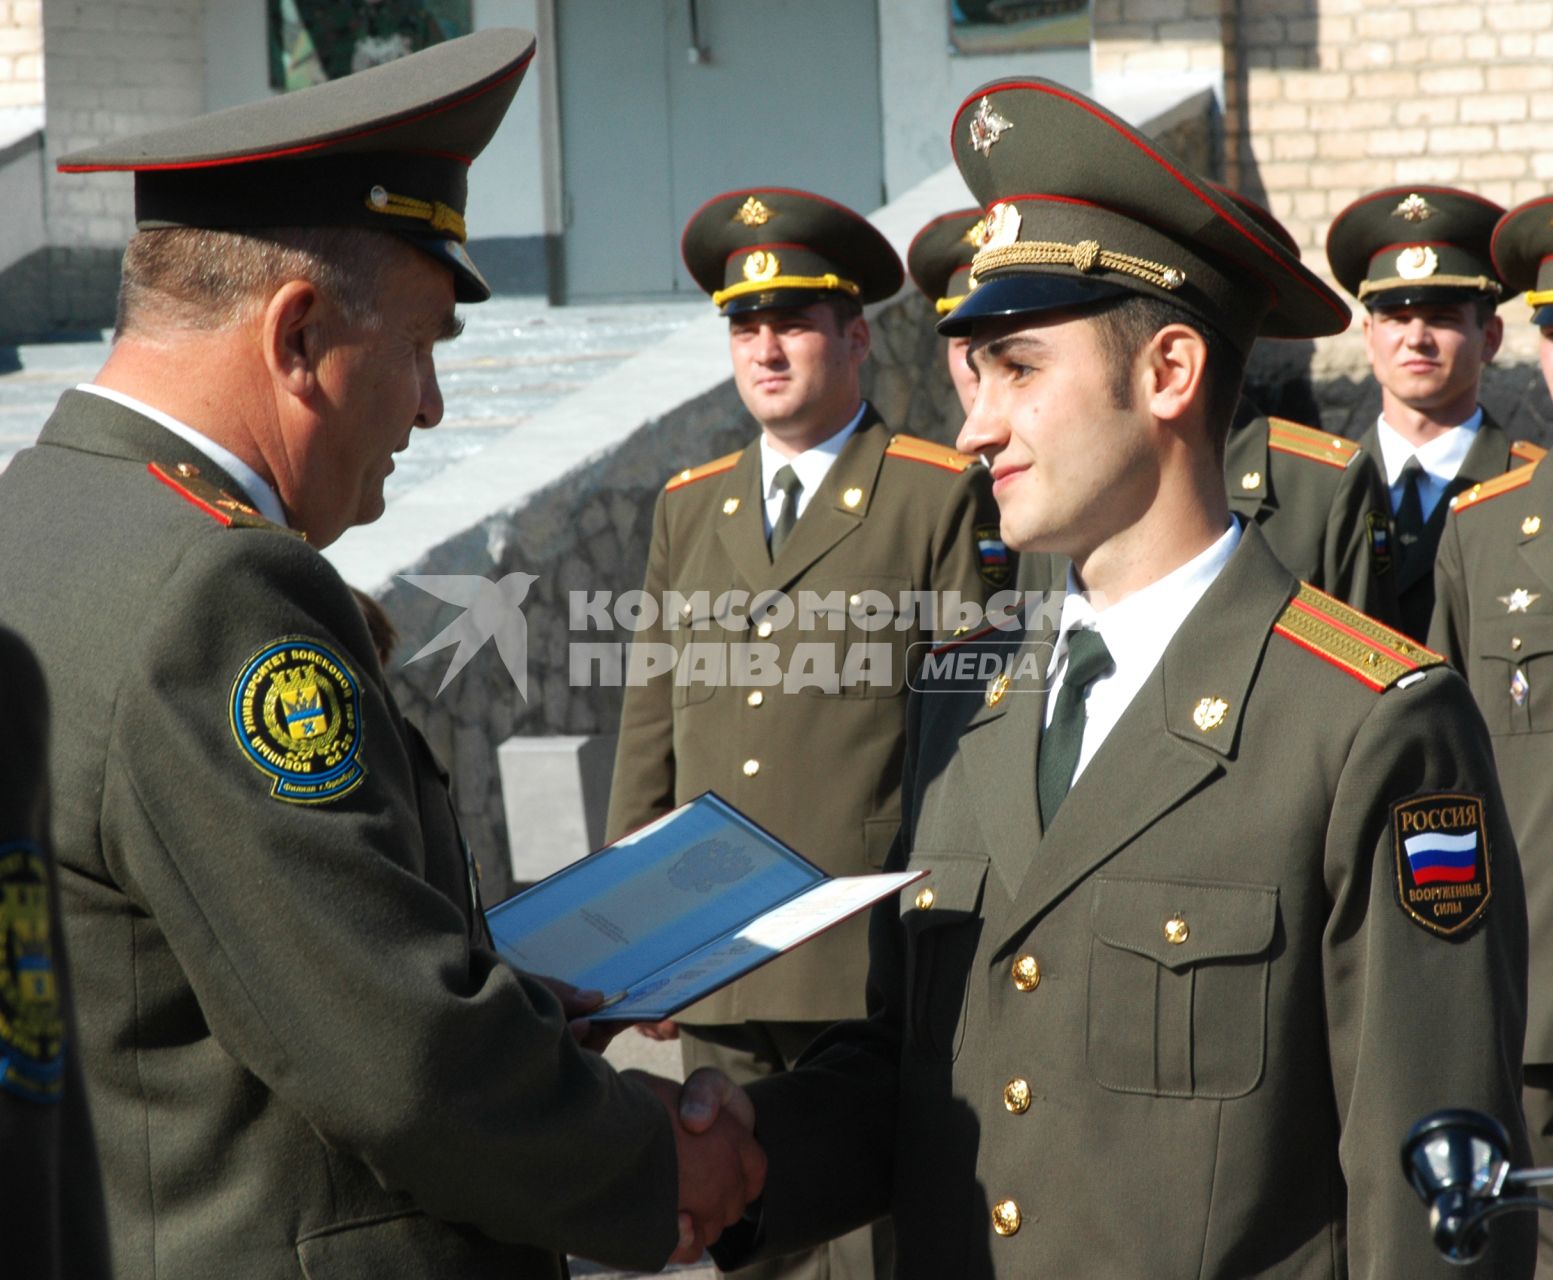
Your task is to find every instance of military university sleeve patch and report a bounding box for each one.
[1392,792,1491,937]
[0,842,64,1102]
[230,638,366,804]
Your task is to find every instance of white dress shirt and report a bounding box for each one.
[1045,519,1242,784]
[758,402,865,535]
[77,383,290,529]
[1373,408,1482,523]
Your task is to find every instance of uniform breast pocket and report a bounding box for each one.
[667,593,734,708]
[801,576,910,698]
[1086,876,1278,1100]
[900,853,989,1062]
[1470,612,1553,735]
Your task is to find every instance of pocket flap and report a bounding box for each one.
[901,853,990,921]
[1474,612,1553,661]
[1091,876,1277,971]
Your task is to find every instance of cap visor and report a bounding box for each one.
[720,287,846,317]
[1531,304,1553,328]
[937,274,1132,336]
[405,233,491,303]
[1363,284,1495,311]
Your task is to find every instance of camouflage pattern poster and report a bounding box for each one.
[950,0,1090,53]
[269,0,473,91]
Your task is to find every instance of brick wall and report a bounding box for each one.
[0,1,44,110]
[1093,0,1553,365]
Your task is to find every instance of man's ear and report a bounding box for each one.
[848,313,871,365]
[261,280,325,400]
[1482,311,1505,364]
[1144,323,1208,425]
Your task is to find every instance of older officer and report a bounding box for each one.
[0,627,110,1280]
[701,79,1534,1279]
[0,31,761,1279]
[1431,196,1553,1278]
[606,186,1005,1280]
[1328,186,1542,640]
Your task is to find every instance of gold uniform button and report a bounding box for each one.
[742,759,760,777]
[1165,916,1190,945]
[747,690,765,707]
[915,887,936,910]
[755,620,774,638]
[849,593,863,607]
[992,1199,1022,1236]
[1513,637,1524,652]
[175,462,199,478]
[1011,955,1040,992]
[1003,1077,1031,1114]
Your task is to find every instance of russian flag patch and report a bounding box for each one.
[975,523,1012,588]
[1392,793,1491,937]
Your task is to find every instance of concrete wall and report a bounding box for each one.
[0,0,43,109]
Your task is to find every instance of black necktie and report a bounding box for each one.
[1394,458,1426,571]
[769,464,802,559]
[1038,628,1115,827]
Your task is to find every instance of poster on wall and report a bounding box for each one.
[268,0,474,91]
[951,0,1090,54]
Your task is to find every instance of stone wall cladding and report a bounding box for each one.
[0,1,44,109]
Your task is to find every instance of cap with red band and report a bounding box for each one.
[908,208,987,317]
[56,28,535,303]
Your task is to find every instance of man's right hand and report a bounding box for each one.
[626,1069,765,1263]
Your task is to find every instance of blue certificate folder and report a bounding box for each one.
[485,792,924,1022]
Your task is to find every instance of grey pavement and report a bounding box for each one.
[0,296,700,490]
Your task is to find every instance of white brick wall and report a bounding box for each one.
[0,0,44,110]
[43,0,205,246]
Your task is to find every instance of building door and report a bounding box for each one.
[556,0,884,300]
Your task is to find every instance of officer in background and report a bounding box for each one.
[1328,185,1543,640]
[606,186,1005,1280]
[0,626,110,1280]
[907,207,986,416]
[1431,195,1553,1278]
[700,80,1533,1279]
[0,31,761,1278]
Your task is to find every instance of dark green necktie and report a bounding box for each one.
[1037,627,1114,827]
[1394,457,1425,572]
[769,464,803,559]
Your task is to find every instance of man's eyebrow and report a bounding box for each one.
[969,333,1047,373]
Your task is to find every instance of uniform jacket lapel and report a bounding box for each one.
[712,446,772,588]
[1224,417,1271,522]
[991,526,1298,946]
[1515,461,1553,599]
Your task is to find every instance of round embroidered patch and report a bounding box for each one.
[0,842,65,1102]
[230,638,366,804]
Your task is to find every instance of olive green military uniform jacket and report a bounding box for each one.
[1359,411,1537,641]
[0,626,111,1280]
[605,407,1004,1023]
[1226,414,1396,621]
[0,392,679,1279]
[726,526,1533,1278]
[1431,458,1553,1066]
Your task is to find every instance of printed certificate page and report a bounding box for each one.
[485,792,922,1020]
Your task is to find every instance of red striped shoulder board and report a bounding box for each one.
[148,462,299,536]
[665,451,740,492]
[1265,418,1360,471]
[885,434,978,474]
[1273,582,1442,691]
[1511,439,1547,465]
[1451,461,1540,515]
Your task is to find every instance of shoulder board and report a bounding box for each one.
[1273,582,1442,692]
[1265,418,1359,470]
[885,434,977,474]
[1451,461,1539,515]
[147,462,300,537]
[1511,439,1547,465]
[665,452,740,492]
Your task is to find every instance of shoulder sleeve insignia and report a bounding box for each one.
[885,434,978,474]
[1265,418,1359,470]
[0,842,64,1102]
[1511,440,1547,465]
[1273,582,1443,691]
[1365,511,1393,575]
[1450,461,1539,515]
[1392,792,1491,937]
[230,638,366,804]
[975,523,1011,588]
[664,452,741,492]
[148,462,301,537]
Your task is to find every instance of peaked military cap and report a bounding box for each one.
[1209,183,1301,256]
[1491,197,1553,327]
[681,187,903,316]
[908,208,986,316]
[939,81,1349,349]
[56,28,535,303]
[1326,186,1505,311]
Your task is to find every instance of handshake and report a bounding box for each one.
[631,1068,767,1263]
